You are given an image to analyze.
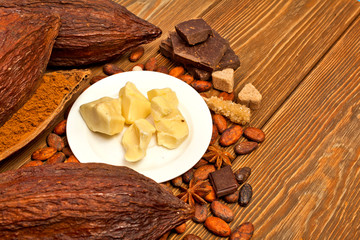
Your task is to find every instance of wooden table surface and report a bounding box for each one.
[1,0,360,239]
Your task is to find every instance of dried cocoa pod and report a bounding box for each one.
[31,147,57,161]
[0,9,60,127]
[103,63,124,75]
[53,120,67,136]
[47,152,66,164]
[183,234,202,240]
[169,66,185,78]
[234,167,252,185]
[234,141,258,155]
[193,164,216,181]
[144,57,158,71]
[243,127,265,143]
[213,114,227,133]
[230,222,254,240]
[239,183,253,207]
[46,133,65,151]
[204,216,231,237]
[129,46,144,62]
[193,203,208,223]
[0,163,194,239]
[210,200,234,223]
[191,80,212,92]
[219,125,243,146]
[0,0,162,67]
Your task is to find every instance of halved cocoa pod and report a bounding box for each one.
[0,163,194,239]
[0,9,60,127]
[0,0,162,66]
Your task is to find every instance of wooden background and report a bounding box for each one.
[1,0,359,239]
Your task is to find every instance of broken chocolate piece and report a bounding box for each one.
[175,18,212,45]
[170,31,228,72]
[216,47,240,71]
[209,165,238,197]
[186,66,211,81]
[159,37,173,59]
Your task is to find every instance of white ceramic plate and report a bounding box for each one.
[66,71,212,183]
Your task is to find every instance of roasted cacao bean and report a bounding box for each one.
[234,167,252,185]
[239,183,253,207]
[243,127,265,143]
[234,141,258,155]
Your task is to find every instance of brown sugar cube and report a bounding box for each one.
[175,18,212,45]
[238,83,262,110]
[211,68,234,93]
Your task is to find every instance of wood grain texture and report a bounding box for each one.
[230,15,360,240]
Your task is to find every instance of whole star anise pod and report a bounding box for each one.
[202,145,234,169]
[177,179,211,207]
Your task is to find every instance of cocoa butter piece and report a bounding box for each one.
[175,19,212,45]
[209,165,238,197]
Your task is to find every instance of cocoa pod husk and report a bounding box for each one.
[0,9,60,127]
[0,163,194,239]
[0,0,162,67]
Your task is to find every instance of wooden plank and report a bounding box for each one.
[201,0,360,128]
[231,16,360,239]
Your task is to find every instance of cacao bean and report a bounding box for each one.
[183,234,202,240]
[210,124,219,145]
[179,74,194,85]
[182,168,194,183]
[62,147,73,157]
[171,176,183,187]
[156,66,169,74]
[31,147,57,161]
[193,203,208,223]
[169,66,185,78]
[193,159,208,168]
[174,222,187,234]
[218,91,235,101]
[211,200,234,223]
[223,190,239,203]
[193,164,216,181]
[204,216,231,237]
[234,167,252,185]
[234,141,258,155]
[144,57,158,71]
[230,222,254,240]
[129,46,144,62]
[219,125,243,147]
[53,119,67,136]
[103,63,124,75]
[47,133,65,151]
[239,183,253,207]
[191,80,212,92]
[20,160,43,169]
[204,184,217,203]
[47,152,66,164]
[213,114,227,133]
[64,155,80,163]
[243,127,265,143]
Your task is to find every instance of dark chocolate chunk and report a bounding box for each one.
[215,46,240,71]
[209,165,239,198]
[170,31,228,72]
[175,18,212,45]
[186,66,211,81]
[159,37,173,59]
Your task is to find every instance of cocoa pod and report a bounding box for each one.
[234,167,252,185]
[213,114,227,133]
[31,147,57,161]
[129,46,144,62]
[0,9,60,126]
[183,234,202,240]
[169,66,185,78]
[0,0,162,67]
[160,183,173,194]
[191,80,212,92]
[144,57,158,71]
[193,203,208,223]
[234,141,258,155]
[204,216,231,237]
[193,164,216,181]
[218,91,235,101]
[230,222,254,240]
[103,64,124,75]
[210,124,219,145]
[219,125,243,146]
[210,200,234,223]
[239,183,253,207]
[156,66,169,74]
[64,155,80,163]
[243,127,265,143]
[0,163,194,239]
[47,152,66,164]
[174,222,186,234]
[179,74,194,85]
[46,133,65,151]
[53,120,67,136]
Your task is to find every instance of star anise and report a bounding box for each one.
[177,179,211,207]
[202,145,234,169]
